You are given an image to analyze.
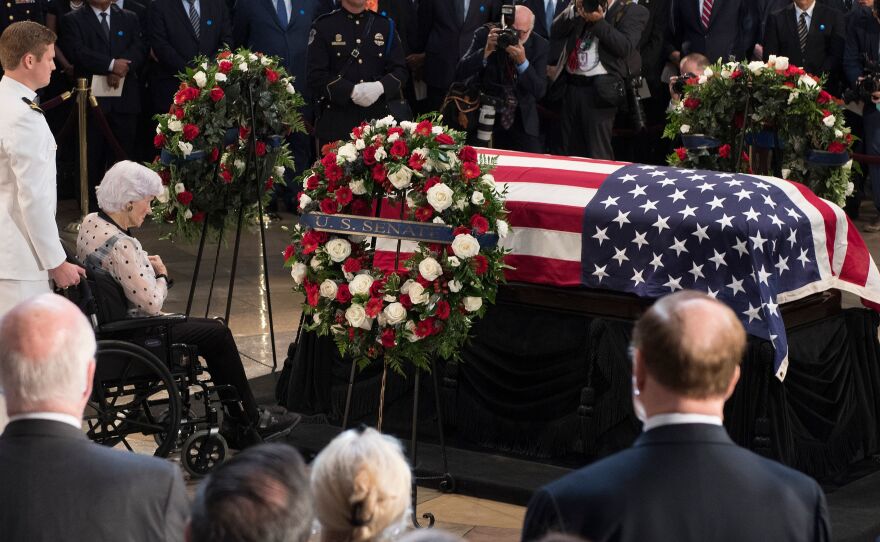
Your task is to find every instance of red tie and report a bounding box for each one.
[701,0,713,29]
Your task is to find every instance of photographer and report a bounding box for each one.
[549,0,648,159]
[843,4,880,231]
[668,52,709,108]
[455,5,549,152]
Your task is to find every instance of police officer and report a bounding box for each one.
[307,0,408,144]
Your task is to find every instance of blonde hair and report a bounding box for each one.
[0,21,55,71]
[311,428,411,542]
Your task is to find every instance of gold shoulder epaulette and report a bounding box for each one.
[21,97,43,115]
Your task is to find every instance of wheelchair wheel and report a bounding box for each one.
[84,340,182,458]
[181,430,229,478]
[154,408,196,450]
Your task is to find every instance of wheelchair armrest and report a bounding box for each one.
[97,313,188,333]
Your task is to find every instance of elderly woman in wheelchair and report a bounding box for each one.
[75,161,298,449]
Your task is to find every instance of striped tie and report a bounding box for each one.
[701,0,712,29]
[187,0,200,39]
[798,12,808,54]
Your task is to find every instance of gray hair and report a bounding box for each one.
[0,294,96,412]
[95,160,164,213]
[311,427,411,542]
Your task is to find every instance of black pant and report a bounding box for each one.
[560,75,618,160]
[172,317,260,424]
[85,110,137,212]
[493,114,543,153]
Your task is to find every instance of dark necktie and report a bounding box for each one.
[100,11,110,41]
[798,12,808,54]
[187,0,200,39]
[276,0,288,26]
[455,0,465,24]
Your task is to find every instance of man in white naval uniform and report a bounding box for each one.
[0,21,85,430]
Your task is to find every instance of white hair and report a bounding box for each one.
[0,294,96,412]
[311,427,411,542]
[95,160,164,213]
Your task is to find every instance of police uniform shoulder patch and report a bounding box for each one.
[21,96,43,115]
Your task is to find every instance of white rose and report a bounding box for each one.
[388,166,413,189]
[193,71,207,88]
[774,56,789,70]
[260,55,271,66]
[463,296,483,312]
[748,60,765,74]
[408,282,428,304]
[680,124,691,134]
[432,126,444,135]
[174,182,186,194]
[787,91,799,104]
[697,75,707,84]
[234,159,245,172]
[325,238,352,263]
[383,302,407,325]
[184,209,193,219]
[319,279,338,299]
[350,179,367,195]
[781,168,791,179]
[384,294,396,302]
[274,165,285,177]
[405,320,420,341]
[432,216,445,224]
[400,121,416,132]
[834,129,844,139]
[337,143,358,163]
[453,197,467,211]
[703,67,714,78]
[349,274,374,296]
[426,183,454,211]
[310,257,323,270]
[387,133,400,143]
[721,68,732,79]
[418,257,443,281]
[290,263,307,284]
[355,138,366,150]
[471,191,485,205]
[299,193,312,209]
[843,159,853,171]
[238,62,248,72]
[496,219,509,239]
[846,182,855,196]
[345,304,367,328]
[798,74,817,88]
[215,72,227,82]
[168,119,183,132]
[451,234,480,259]
[178,141,193,156]
[286,82,296,94]
[156,189,169,204]
[374,147,387,161]
[376,115,396,128]
[447,256,461,268]
[448,279,462,293]
[400,279,414,295]
[822,114,836,128]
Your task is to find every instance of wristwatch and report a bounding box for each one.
[155,273,174,289]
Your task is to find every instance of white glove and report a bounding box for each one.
[351,81,384,107]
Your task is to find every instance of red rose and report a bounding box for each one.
[350,199,371,216]
[209,147,220,162]
[153,133,166,148]
[336,283,352,304]
[366,297,384,317]
[239,125,251,141]
[158,169,171,185]
[718,144,731,158]
[342,258,361,273]
[210,86,225,102]
[362,145,378,166]
[423,176,441,193]
[182,123,200,141]
[390,139,409,158]
[217,50,232,60]
[265,68,279,83]
[683,97,701,110]
[218,60,233,74]
[470,214,489,234]
[320,198,338,214]
[176,191,194,206]
[783,81,796,88]
[255,141,267,157]
[415,120,433,136]
[415,206,433,222]
[459,145,477,162]
[304,280,320,307]
[408,153,425,171]
[335,185,353,206]
[434,300,451,320]
[305,175,319,190]
[325,164,344,182]
[283,245,295,260]
[265,177,274,191]
[301,230,322,254]
[785,65,805,77]
[472,255,488,275]
[220,166,233,183]
[675,147,688,161]
[371,163,387,182]
[827,141,846,153]
[453,226,471,236]
[415,317,436,337]
[821,109,831,117]
[172,107,185,120]
[380,328,396,349]
[816,90,832,104]
[321,142,338,156]
[321,153,337,168]
[352,125,365,139]
[461,162,481,180]
[191,211,206,223]
[434,133,454,145]
[399,293,413,309]
[370,279,385,297]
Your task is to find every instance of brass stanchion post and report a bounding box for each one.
[65,77,90,232]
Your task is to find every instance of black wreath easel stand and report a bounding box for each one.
[334,189,454,529]
[183,73,280,370]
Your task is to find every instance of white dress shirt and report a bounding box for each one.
[181,0,201,17]
[8,412,82,430]
[642,412,724,432]
[795,1,816,29]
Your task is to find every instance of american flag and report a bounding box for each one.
[489,149,880,379]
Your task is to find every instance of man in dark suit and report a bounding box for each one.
[456,5,548,151]
[61,0,145,211]
[521,291,831,542]
[523,0,570,41]
[411,0,502,112]
[0,293,188,542]
[763,0,845,93]
[665,0,758,64]
[550,0,649,159]
[149,0,233,114]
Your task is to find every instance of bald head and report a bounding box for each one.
[632,291,745,399]
[0,294,96,416]
[514,5,535,42]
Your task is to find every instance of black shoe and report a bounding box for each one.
[256,409,301,442]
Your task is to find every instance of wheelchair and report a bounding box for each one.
[63,264,237,477]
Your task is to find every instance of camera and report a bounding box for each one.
[626,76,647,132]
[844,59,880,103]
[672,72,696,96]
[497,3,519,49]
[576,0,605,14]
